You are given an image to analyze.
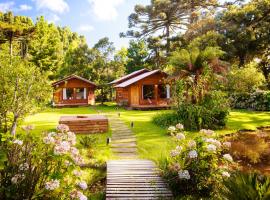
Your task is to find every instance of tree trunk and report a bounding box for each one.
[9,33,13,59]
[10,114,18,136]
[239,53,246,67]
[165,15,170,55]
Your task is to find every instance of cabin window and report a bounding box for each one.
[76,88,85,99]
[64,88,73,100]
[158,84,167,99]
[142,85,155,100]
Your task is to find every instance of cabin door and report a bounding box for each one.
[130,85,139,105]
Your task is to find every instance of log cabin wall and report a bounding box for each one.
[115,72,170,107]
[53,78,96,106]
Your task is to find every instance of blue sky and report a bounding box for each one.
[0,0,150,49]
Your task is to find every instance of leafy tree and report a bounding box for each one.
[227,62,265,93]
[219,0,270,66]
[28,16,63,73]
[126,40,149,73]
[0,56,51,135]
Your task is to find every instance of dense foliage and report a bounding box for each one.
[160,125,235,198]
[0,124,88,200]
[229,91,270,111]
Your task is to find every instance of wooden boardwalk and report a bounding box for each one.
[106,159,173,200]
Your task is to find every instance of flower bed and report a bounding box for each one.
[160,124,236,198]
[0,124,89,199]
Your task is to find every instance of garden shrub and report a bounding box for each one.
[229,90,270,111]
[160,125,235,198]
[153,91,230,130]
[0,125,88,200]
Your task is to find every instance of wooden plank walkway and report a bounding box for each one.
[106,160,173,199]
[106,116,172,199]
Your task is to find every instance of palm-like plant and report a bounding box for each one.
[169,46,227,104]
[220,172,270,200]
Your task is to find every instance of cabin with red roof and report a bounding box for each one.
[110,69,171,110]
[52,75,96,107]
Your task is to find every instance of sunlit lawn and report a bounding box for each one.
[23,104,270,162]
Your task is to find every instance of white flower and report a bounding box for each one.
[223,142,231,148]
[168,126,176,132]
[170,150,180,157]
[223,154,233,162]
[48,132,57,137]
[70,147,79,156]
[77,181,88,190]
[188,140,196,148]
[200,129,215,136]
[64,160,72,167]
[72,154,84,165]
[54,141,70,155]
[78,193,87,200]
[176,123,184,130]
[19,163,29,171]
[13,139,23,146]
[176,133,185,140]
[11,174,25,184]
[43,136,55,144]
[188,150,198,159]
[207,144,217,152]
[45,179,60,190]
[67,131,76,145]
[176,146,183,152]
[73,170,82,177]
[178,170,190,180]
[70,190,87,200]
[222,171,230,178]
[57,124,69,132]
[205,138,221,148]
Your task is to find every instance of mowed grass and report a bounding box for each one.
[23,104,270,162]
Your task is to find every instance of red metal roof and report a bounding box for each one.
[114,70,167,88]
[109,68,150,85]
[52,75,97,87]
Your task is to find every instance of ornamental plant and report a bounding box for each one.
[162,124,235,198]
[0,124,88,200]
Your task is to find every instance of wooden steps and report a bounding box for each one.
[106,160,173,200]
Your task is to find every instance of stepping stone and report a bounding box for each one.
[112,148,137,153]
[112,138,137,144]
[111,143,137,148]
[112,136,136,140]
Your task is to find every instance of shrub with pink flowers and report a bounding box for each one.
[160,124,236,198]
[0,124,89,200]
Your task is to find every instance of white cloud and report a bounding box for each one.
[0,2,15,12]
[33,0,69,14]
[19,4,32,11]
[78,25,94,32]
[88,0,124,21]
[47,13,60,23]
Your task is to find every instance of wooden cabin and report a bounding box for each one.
[110,69,171,110]
[52,75,96,107]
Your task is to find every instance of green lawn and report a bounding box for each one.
[23,104,270,162]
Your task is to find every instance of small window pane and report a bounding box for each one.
[76,88,85,99]
[66,88,73,100]
[158,85,167,99]
[143,85,154,100]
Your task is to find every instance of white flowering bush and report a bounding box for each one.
[161,125,236,198]
[0,124,89,200]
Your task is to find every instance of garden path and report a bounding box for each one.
[106,116,173,199]
[109,116,138,158]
